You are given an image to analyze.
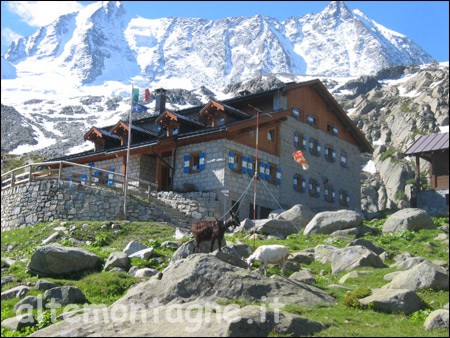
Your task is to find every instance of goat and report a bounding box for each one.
[191,211,240,253]
[246,244,290,276]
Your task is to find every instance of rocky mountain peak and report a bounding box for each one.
[320,1,354,25]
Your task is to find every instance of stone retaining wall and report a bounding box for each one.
[156,191,220,220]
[1,181,220,231]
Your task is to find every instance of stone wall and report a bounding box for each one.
[156,191,220,220]
[1,180,221,232]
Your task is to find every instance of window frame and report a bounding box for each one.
[306,114,319,127]
[189,152,201,173]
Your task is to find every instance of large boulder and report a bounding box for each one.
[103,252,131,271]
[359,288,426,315]
[331,246,385,274]
[116,254,335,307]
[382,261,449,291]
[29,303,326,337]
[424,309,449,330]
[275,204,315,229]
[27,244,101,277]
[304,210,364,236]
[44,286,87,305]
[29,254,334,337]
[382,208,435,233]
[254,219,301,237]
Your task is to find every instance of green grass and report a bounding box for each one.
[1,217,449,337]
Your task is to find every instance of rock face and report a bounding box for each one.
[27,244,101,277]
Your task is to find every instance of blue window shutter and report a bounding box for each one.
[293,131,299,148]
[89,162,95,167]
[184,154,190,173]
[317,141,321,156]
[199,152,205,171]
[242,155,247,174]
[265,162,271,181]
[247,157,253,176]
[259,161,265,179]
[302,178,306,192]
[107,167,115,185]
[228,150,235,170]
[276,167,281,185]
[341,153,348,167]
[309,138,314,154]
[333,126,339,136]
[293,174,298,190]
[302,136,307,150]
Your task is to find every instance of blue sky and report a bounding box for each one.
[1,1,449,61]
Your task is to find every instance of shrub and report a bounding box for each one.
[343,287,372,308]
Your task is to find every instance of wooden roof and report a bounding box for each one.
[56,79,373,161]
[84,127,121,141]
[405,132,449,156]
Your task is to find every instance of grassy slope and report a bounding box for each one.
[1,217,449,337]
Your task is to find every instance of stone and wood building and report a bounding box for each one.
[54,80,373,219]
[405,132,449,215]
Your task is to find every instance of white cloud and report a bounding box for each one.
[1,27,23,47]
[6,1,85,27]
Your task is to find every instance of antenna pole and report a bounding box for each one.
[249,105,262,247]
[123,85,134,219]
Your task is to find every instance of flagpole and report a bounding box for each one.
[123,84,134,219]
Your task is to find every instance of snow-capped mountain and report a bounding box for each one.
[3,1,434,90]
[1,0,443,159]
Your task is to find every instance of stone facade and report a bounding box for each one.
[165,115,362,220]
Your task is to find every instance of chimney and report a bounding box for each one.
[155,88,166,114]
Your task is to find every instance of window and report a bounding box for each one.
[327,123,339,136]
[340,151,348,167]
[339,190,350,207]
[228,150,243,173]
[309,138,321,156]
[190,152,201,173]
[324,184,336,202]
[216,116,225,126]
[267,129,275,142]
[266,162,278,185]
[306,114,318,127]
[308,179,320,198]
[184,152,205,174]
[293,174,306,192]
[324,144,336,162]
[292,107,302,120]
[294,131,307,150]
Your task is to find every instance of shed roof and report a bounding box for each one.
[405,132,449,156]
